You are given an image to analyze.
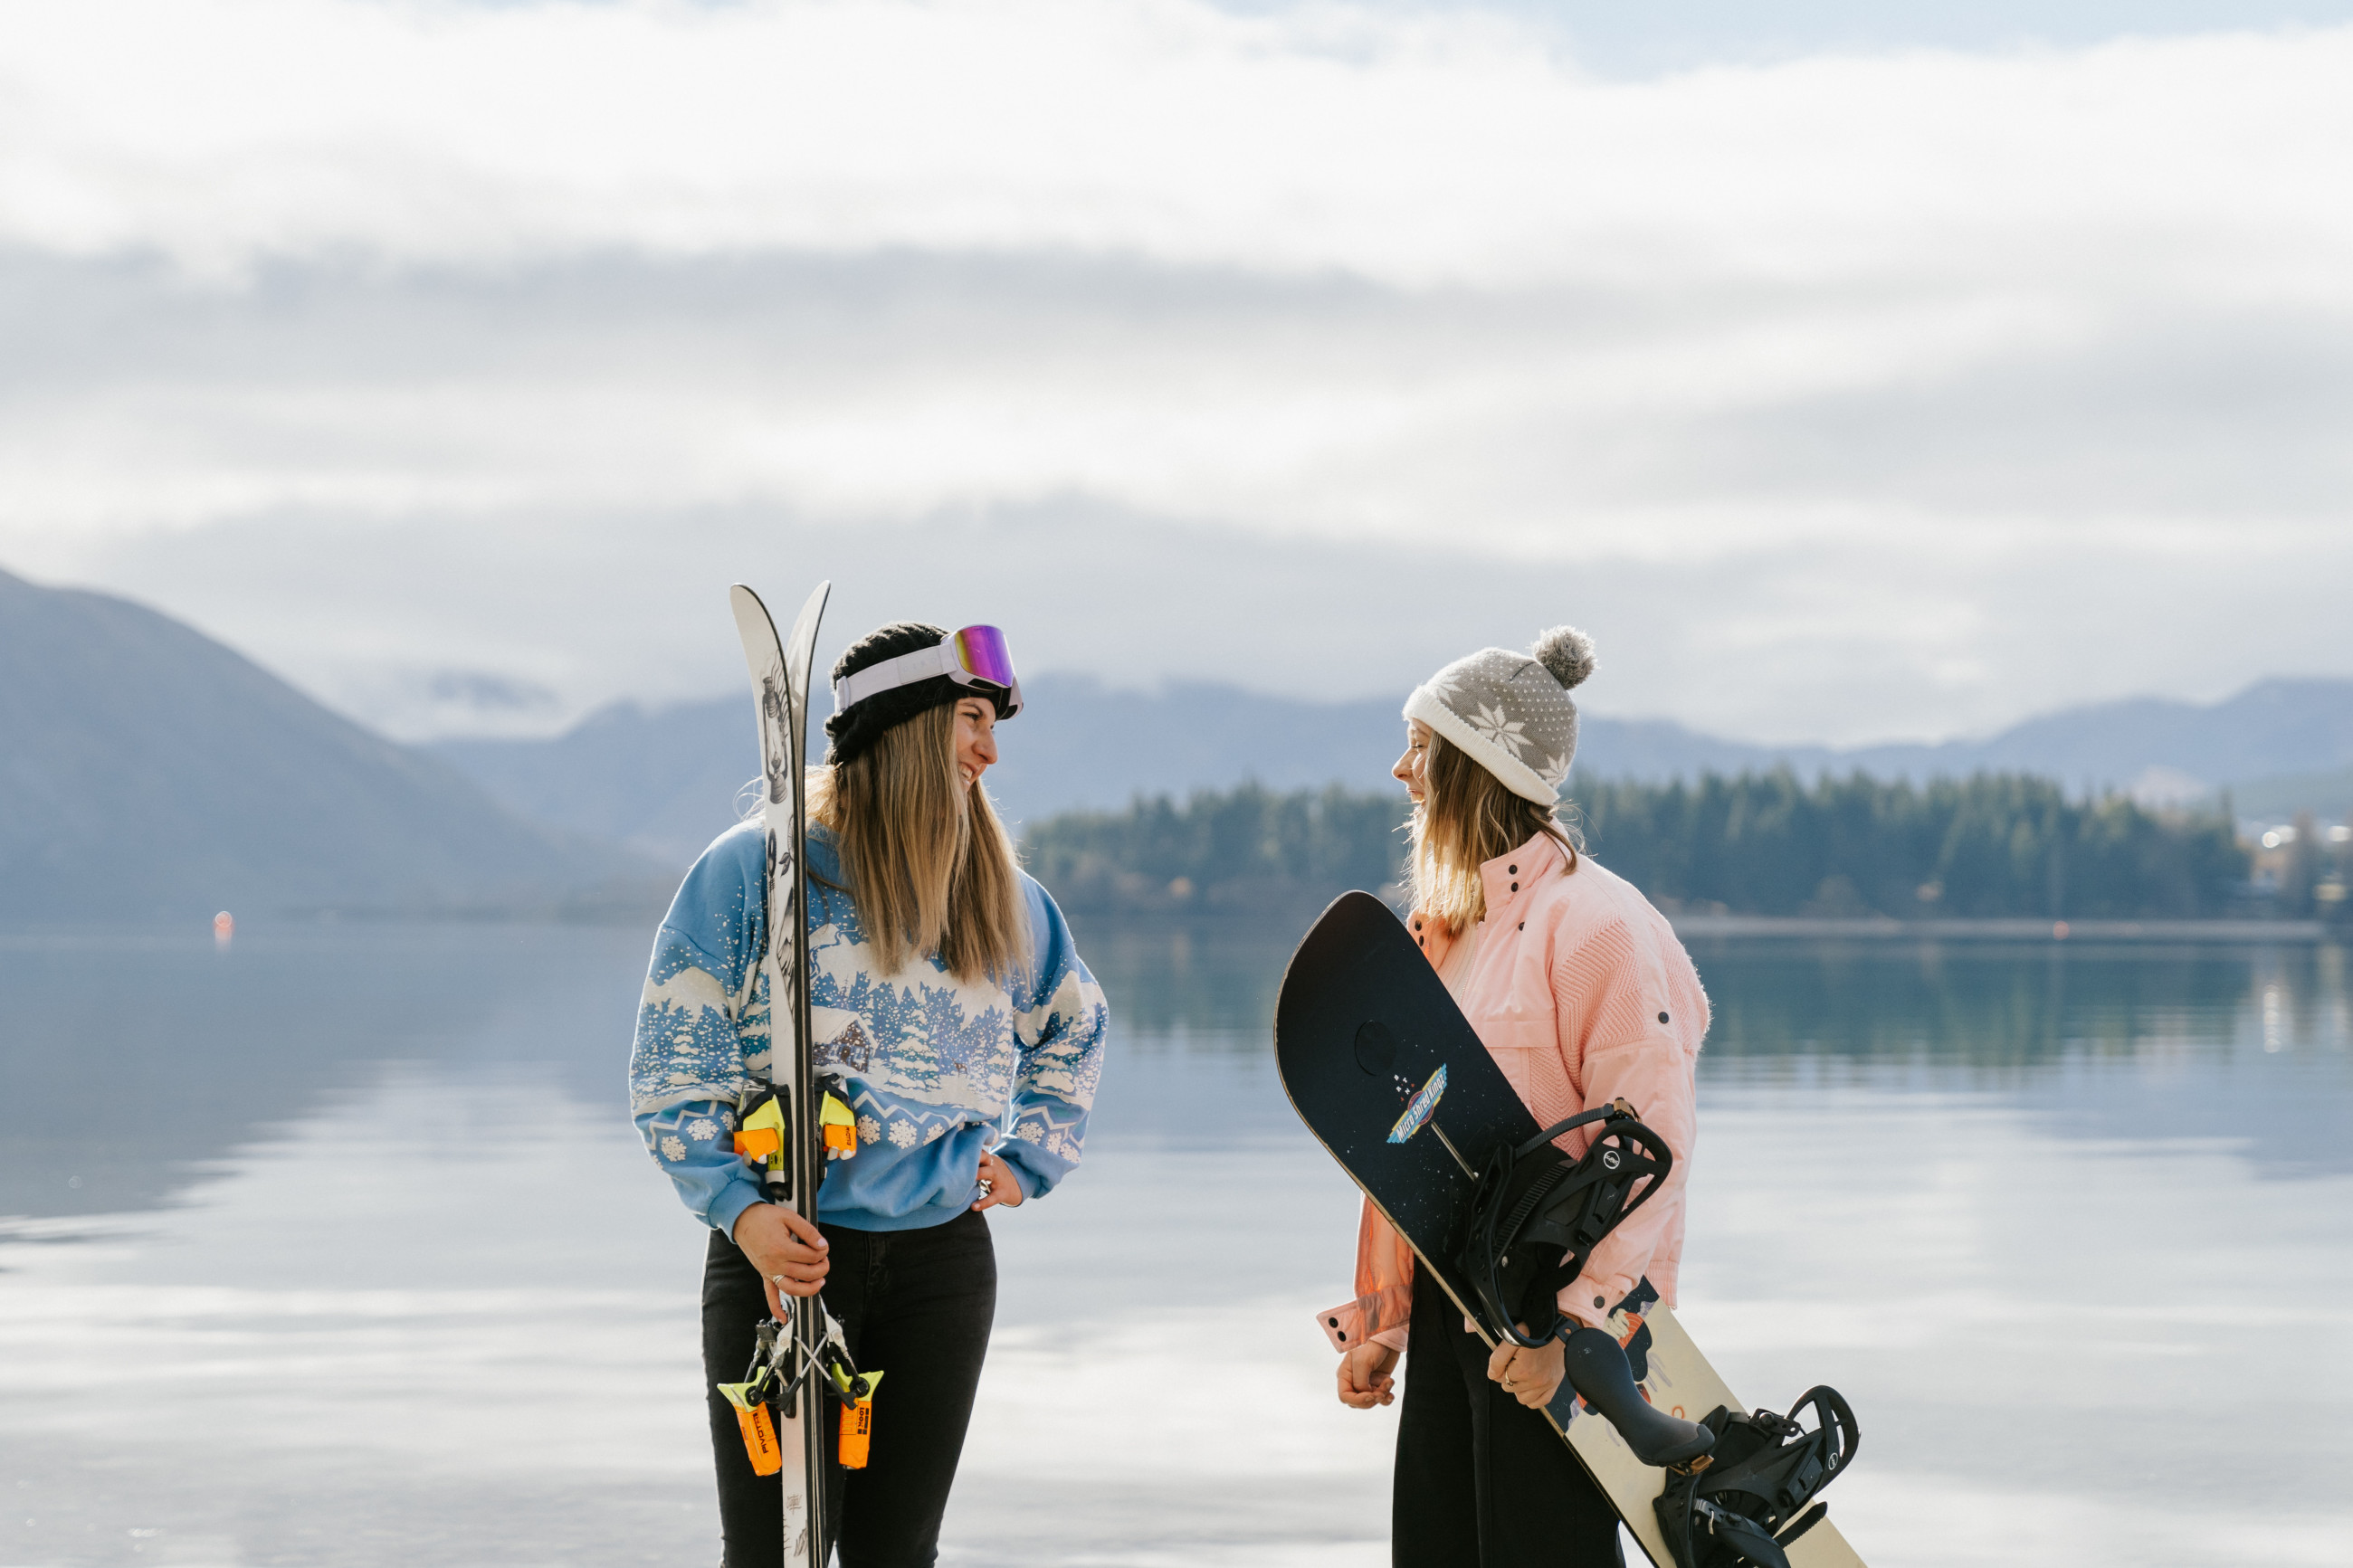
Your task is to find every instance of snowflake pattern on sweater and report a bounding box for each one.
[629,819,1108,1235]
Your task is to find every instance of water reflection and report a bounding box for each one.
[1685,938,2352,1174]
[1695,940,2347,1068]
[7,921,2346,1216]
[1067,913,1300,1049]
[3,920,2348,1567]
[0,923,652,1224]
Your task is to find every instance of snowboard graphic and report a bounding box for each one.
[1275,892,1868,1568]
[729,581,833,1567]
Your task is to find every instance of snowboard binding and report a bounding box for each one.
[1458,1098,1673,1349]
[1559,1322,1720,1469]
[1459,1098,1715,1468]
[1655,1387,1859,1568]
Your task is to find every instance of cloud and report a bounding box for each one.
[5,1,2350,289]
[1,1,2348,745]
[4,245,2347,547]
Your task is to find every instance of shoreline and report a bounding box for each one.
[1669,915,2334,943]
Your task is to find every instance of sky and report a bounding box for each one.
[3,0,2349,746]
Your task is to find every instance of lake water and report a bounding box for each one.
[3,920,2348,1567]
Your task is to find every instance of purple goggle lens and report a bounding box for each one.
[951,625,1017,689]
[949,624,1021,717]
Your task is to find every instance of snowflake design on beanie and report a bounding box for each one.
[1465,703,1529,756]
[1405,639,1586,803]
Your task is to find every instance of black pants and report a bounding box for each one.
[702,1210,997,1568]
[1392,1268,1624,1567]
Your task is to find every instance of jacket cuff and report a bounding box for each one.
[1002,1155,1040,1201]
[1558,1270,1635,1331]
[994,1132,1071,1202]
[709,1178,766,1241]
[1317,1299,1409,1354]
[1316,1300,1367,1352]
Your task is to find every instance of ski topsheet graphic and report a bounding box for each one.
[729,581,834,1567]
[1275,892,1867,1568]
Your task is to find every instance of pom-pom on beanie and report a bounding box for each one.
[823,621,1005,767]
[1402,626,1596,804]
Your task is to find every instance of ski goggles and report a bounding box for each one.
[830,625,1024,718]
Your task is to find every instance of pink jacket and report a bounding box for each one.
[1319,830,1709,1354]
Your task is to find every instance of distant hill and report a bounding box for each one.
[432,697,771,870]
[1825,679,2353,803]
[432,672,2353,869]
[0,569,662,921]
[432,675,1419,866]
[2227,765,2353,825]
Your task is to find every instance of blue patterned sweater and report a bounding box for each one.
[629,820,1109,1235]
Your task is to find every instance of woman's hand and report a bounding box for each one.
[973,1145,1025,1212]
[733,1202,830,1316]
[1487,1329,1566,1411]
[1338,1343,1400,1409]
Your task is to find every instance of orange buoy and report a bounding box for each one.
[214,910,234,948]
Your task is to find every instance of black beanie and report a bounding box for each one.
[824,622,1013,766]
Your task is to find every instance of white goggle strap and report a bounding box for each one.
[831,641,959,712]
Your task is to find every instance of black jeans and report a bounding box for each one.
[702,1210,997,1568]
[1392,1268,1624,1567]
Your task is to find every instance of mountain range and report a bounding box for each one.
[0,568,659,921]
[432,671,2353,870]
[7,566,2348,917]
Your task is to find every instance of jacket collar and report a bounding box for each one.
[1481,830,1566,918]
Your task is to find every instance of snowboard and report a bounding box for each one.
[730,580,834,1567]
[1274,892,1868,1568]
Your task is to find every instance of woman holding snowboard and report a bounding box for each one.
[1323,625,1709,1566]
[628,620,1108,1566]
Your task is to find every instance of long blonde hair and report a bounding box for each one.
[809,702,1029,983]
[1405,728,1579,936]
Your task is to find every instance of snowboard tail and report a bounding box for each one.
[1275,892,1868,1568]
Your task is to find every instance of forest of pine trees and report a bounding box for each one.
[1019,771,2253,918]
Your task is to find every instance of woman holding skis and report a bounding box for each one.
[628,620,1108,1567]
[1323,625,1709,1566]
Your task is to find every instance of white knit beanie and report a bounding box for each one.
[1403,627,1596,804]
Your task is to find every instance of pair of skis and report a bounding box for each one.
[726,581,866,1567]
